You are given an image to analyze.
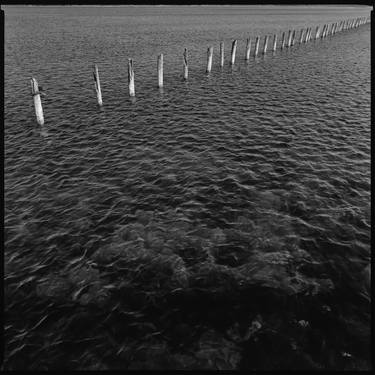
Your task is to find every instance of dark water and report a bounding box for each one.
[4,5,371,370]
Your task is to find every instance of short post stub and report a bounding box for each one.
[272,34,277,51]
[245,38,251,60]
[220,41,224,67]
[281,31,286,49]
[254,36,260,56]
[183,48,188,80]
[315,26,320,39]
[262,35,269,54]
[230,39,237,65]
[30,77,44,125]
[128,58,135,97]
[157,53,163,88]
[206,46,213,73]
[93,64,103,106]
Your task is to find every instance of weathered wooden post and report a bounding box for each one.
[93,64,103,106]
[230,40,237,65]
[157,54,163,88]
[128,58,135,97]
[272,34,277,51]
[220,42,224,67]
[245,38,251,60]
[321,24,326,38]
[262,35,269,54]
[308,27,312,41]
[254,36,260,57]
[206,46,213,73]
[315,26,320,39]
[281,32,286,49]
[30,77,44,125]
[287,30,292,47]
[304,28,309,42]
[183,48,188,80]
[292,30,296,46]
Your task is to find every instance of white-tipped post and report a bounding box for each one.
[230,39,237,65]
[128,59,135,97]
[262,35,269,54]
[245,38,251,60]
[206,46,213,73]
[272,34,277,51]
[183,48,188,80]
[93,64,103,106]
[30,77,44,125]
[157,54,163,88]
[281,32,286,49]
[220,41,224,67]
[287,30,292,47]
[254,36,260,57]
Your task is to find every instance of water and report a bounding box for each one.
[4,5,371,370]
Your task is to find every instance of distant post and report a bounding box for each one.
[220,41,224,67]
[93,64,103,106]
[287,30,292,47]
[254,36,260,56]
[128,58,135,97]
[272,34,277,51]
[245,38,251,60]
[157,54,163,88]
[183,48,188,80]
[30,77,44,125]
[281,32,285,49]
[262,35,269,54]
[291,30,296,46]
[230,40,237,65]
[206,46,213,73]
[315,26,320,39]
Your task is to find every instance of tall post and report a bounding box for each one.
[183,48,188,80]
[262,35,269,54]
[272,34,277,51]
[93,64,103,106]
[128,58,135,97]
[230,40,237,65]
[30,77,44,125]
[206,46,213,73]
[157,54,163,88]
[254,36,260,57]
[220,41,224,67]
[281,31,285,49]
[245,38,251,60]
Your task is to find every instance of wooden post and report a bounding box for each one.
[183,48,188,80]
[315,26,320,39]
[157,54,163,88]
[220,41,224,67]
[206,46,213,73]
[254,36,260,57]
[245,38,251,60]
[321,24,325,38]
[281,32,285,49]
[93,64,103,106]
[308,28,312,41]
[304,27,309,42]
[128,58,135,97]
[299,29,304,44]
[287,30,292,47]
[291,30,296,46]
[30,77,44,125]
[272,34,277,51]
[262,35,269,54]
[230,40,237,65]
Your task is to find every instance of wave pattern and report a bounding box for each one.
[4,6,371,370]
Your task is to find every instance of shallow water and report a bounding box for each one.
[4,5,371,370]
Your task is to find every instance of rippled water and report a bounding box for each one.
[4,5,371,370]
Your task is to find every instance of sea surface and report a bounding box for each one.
[3,5,371,370]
